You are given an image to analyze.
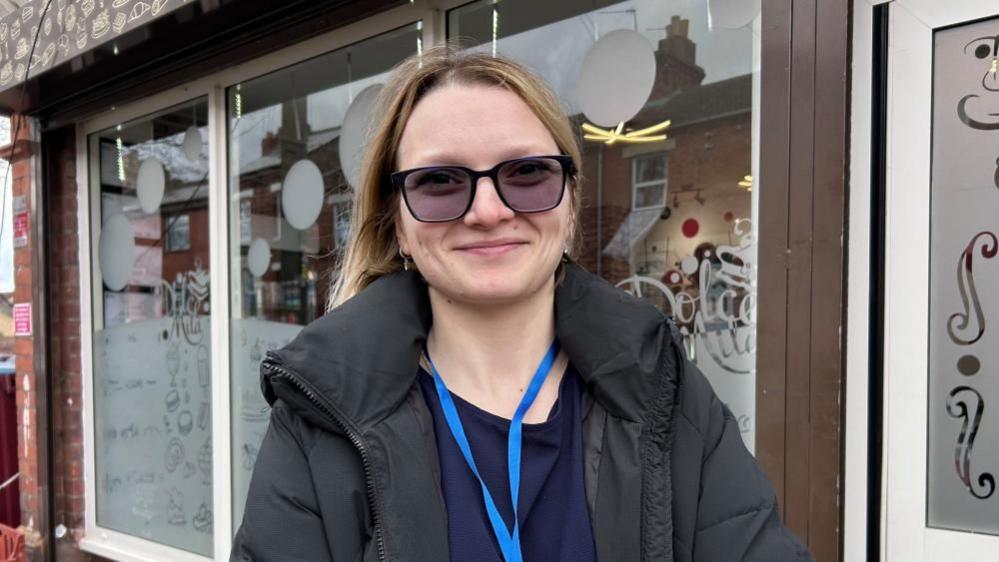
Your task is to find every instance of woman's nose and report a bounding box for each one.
[463,177,515,227]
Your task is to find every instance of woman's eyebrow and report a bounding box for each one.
[404,147,559,168]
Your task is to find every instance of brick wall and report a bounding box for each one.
[44,125,103,561]
[9,115,46,562]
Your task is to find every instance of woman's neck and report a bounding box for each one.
[426,283,566,421]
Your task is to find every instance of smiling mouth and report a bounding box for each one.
[455,241,527,256]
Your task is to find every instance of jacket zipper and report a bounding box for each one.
[261,355,388,562]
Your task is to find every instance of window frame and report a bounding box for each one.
[75,2,464,560]
[631,152,668,210]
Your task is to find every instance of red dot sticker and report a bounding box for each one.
[682,218,700,238]
[723,211,734,223]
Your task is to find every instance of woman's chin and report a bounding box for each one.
[433,275,545,307]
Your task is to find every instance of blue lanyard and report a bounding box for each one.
[425,340,560,562]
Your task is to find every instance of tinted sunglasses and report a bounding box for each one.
[390,154,574,223]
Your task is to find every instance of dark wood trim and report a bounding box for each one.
[757,0,850,560]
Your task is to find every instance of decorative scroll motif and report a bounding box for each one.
[948,231,998,345]
[946,386,996,499]
[617,219,755,375]
[158,259,210,346]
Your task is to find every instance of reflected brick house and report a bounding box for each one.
[576,16,752,288]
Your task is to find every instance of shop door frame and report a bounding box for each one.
[880,0,999,560]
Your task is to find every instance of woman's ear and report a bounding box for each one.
[395,211,410,257]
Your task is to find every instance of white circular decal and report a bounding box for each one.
[247,238,271,278]
[182,125,202,161]
[98,213,135,291]
[707,0,761,30]
[338,84,383,189]
[137,157,165,214]
[577,30,656,127]
[281,159,324,230]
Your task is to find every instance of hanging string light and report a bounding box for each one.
[234,84,243,120]
[492,6,499,57]
[416,21,423,64]
[115,124,125,183]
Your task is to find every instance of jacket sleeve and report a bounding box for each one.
[230,400,334,562]
[677,361,814,562]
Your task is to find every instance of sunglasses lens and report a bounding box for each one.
[497,157,566,212]
[403,168,472,222]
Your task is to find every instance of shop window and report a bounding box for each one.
[449,0,760,450]
[88,98,213,556]
[633,153,667,209]
[227,23,422,525]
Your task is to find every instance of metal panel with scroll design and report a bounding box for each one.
[928,16,999,534]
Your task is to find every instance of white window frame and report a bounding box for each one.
[855,0,999,560]
[75,1,466,560]
[631,152,668,209]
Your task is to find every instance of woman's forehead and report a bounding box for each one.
[396,83,559,169]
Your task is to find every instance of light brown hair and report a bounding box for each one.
[327,45,583,310]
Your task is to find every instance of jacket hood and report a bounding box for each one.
[262,263,674,431]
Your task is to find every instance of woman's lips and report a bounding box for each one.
[455,240,527,256]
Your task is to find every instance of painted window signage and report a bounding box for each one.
[928,16,999,534]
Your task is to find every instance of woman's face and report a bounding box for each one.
[395,83,573,307]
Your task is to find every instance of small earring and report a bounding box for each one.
[399,248,411,271]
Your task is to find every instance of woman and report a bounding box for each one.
[231,47,812,562]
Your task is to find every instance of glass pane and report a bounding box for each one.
[635,184,665,209]
[228,23,422,525]
[90,98,213,555]
[449,0,760,450]
[635,153,666,184]
[927,16,999,535]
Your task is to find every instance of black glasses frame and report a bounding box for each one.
[389,154,575,223]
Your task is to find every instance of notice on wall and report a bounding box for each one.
[13,303,30,336]
[13,212,27,248]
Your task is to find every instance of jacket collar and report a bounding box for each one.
[263,263,672,431]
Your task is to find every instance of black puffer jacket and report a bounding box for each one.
[231,264,813,562]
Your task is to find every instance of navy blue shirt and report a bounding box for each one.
[418,364,597,562]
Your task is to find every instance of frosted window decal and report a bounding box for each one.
[90,98,213,554]
[928,17,999,535]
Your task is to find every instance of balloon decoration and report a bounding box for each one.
[98,213,135,291]
[136,157,165,214]
[281,159,323,231]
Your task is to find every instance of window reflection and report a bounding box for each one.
[90,98,213,555]
[228,23,422,525]
[449,0,760,449]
